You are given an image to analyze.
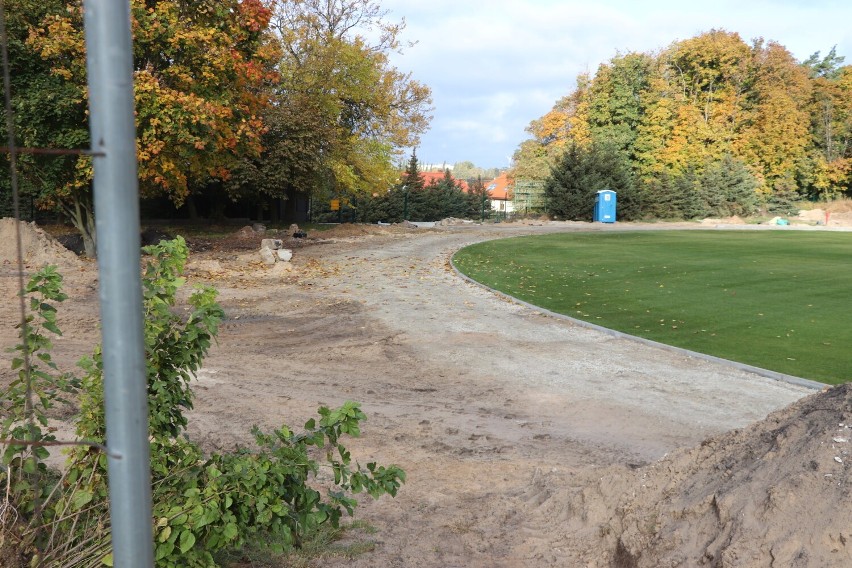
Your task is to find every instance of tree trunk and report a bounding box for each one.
[186,195,199,221]
[64,191,97,258]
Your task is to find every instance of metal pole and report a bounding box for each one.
[83,1,154,566]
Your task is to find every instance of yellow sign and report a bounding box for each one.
[330,199,340,211]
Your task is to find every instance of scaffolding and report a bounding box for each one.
[512,179,547,216]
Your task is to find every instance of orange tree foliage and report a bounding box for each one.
[28,0,277,207]
[513,29,851,217]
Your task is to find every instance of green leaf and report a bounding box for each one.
[43,321,62,335]
[71,489,94,511]
[179,529,196,553]
[222,523,238,541]
[100,553,113,566]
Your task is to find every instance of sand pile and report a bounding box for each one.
[0,218,82,269]
[560,384,852,566]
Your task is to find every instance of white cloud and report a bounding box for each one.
[380,0,852,167]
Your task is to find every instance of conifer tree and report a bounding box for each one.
[545,142,637,221]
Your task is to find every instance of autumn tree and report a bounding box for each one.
[0,0,87,221]
[262,0,433,206]
[736,39,812,194]
[21,0,276,256]
[804,48,852,198]
[517,29,846,218]
[510,78,591,183]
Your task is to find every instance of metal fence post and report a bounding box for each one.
[83,1,154,566]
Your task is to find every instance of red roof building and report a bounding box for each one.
[418,171,469,191]
[484,173,514,213]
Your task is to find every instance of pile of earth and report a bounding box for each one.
[313,222,418,240]
[798,202,852,226]
[549,384,852,566]
[0,218,82,270]
[700,215,747,225]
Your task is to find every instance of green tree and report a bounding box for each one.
[586,52,654,160]
[803,46,846,80]
[431,169,468,219]
[452,161,478,181]
[545,141,637,221]
[466,176,491,220]
[699,155,759,217]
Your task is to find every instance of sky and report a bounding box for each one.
[379,0,852,170]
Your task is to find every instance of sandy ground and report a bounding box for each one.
[3,219,850,566]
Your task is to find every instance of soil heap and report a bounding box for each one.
[0,218,82,270]
[562,384,852,567]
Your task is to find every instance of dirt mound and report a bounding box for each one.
[0,218,82,269]
[314,223,396,239]
[308,223,419,239]
[825,199,852,214]
[700,215,747,225]
[566,384,852,566]
[797,208,852,226]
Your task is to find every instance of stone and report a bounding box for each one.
[269,262,293,276]
[259,247,276,265]
[252,223,267,233]
[277,248,293,262]
[261,238,282,250]
[236,225,255,238]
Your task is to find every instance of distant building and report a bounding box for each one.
[421,163,453,172]
[484,172,514,214]
[420,171,469,191]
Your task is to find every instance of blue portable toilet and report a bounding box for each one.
[594,189,617,223]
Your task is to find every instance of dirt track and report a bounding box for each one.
[183,223,814,566]
[0,222,824,565]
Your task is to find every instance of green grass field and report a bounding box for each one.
[453,230,852,384]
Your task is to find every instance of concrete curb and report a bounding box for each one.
[449,253,825,392]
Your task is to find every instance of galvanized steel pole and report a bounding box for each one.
[83,1,154,566]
